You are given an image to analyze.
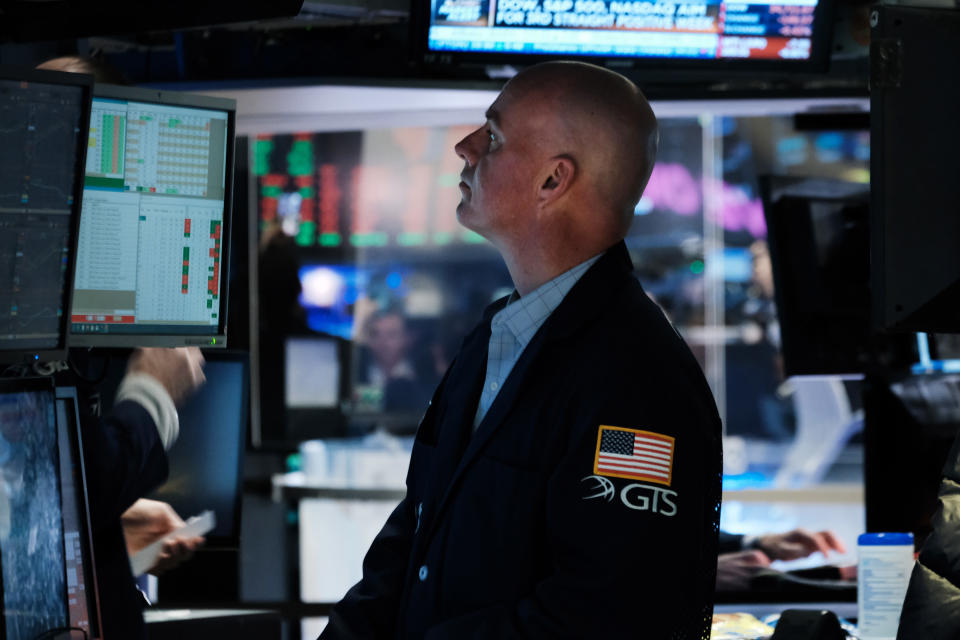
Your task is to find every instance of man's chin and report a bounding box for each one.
[456,203,492,240]
[455,202,472,228]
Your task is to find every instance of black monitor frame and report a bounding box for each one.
[410,0,836,74]
[54,385,104,639]
[70,83,236,349]
[0,66,92,365]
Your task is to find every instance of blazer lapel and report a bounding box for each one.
[430,323,489,488]
[455,324,548,469]
[426,294,512,490]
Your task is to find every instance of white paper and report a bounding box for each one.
[130,510,215,576]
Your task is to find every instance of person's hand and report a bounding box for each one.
[150,536,204,575]
[127,347,205,406]
[121,499,204,575]
[716,550,771,591]
[755,528,847,561]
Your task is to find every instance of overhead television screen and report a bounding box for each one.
[424,0,831,65]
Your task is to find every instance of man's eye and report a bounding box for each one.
[487,130,498,147]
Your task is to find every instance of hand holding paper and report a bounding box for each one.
[122,498,213,576]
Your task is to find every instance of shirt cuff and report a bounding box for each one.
[742,535,759,551]
[115,372,179,450]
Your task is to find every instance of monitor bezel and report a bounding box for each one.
[0,66,93,365]
[69,83,237,349]
[55,386,104,639]
[411,0,836,74]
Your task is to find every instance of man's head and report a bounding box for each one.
[366,309,412,373]
[454,61,658,255]
[36,55,127,84]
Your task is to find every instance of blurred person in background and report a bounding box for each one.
[354,308,435,414]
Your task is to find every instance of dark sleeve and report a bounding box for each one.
[898,431,960,640]
[82,399,169,532]
[323,364,455,640]
[80,400,169,640]
[94,522,149,640]
[718,531,745,554]
[320,497,415,640]
[424,376,721,639]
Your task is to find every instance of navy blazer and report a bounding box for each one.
[82,399,169,640]
[322,241,723,639]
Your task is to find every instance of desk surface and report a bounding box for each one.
[272,471,407,502]
[145,608,278,623]
[714,601,857,620]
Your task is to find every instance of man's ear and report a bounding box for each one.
[537,155,576,206]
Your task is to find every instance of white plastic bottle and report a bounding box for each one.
[857,532,915,640]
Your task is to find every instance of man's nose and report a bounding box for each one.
[454,127,482,166]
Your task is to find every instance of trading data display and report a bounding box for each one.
[254,127,487,248]
[0,79,86,353]
[427,0,819,60]
[72,97,229,340]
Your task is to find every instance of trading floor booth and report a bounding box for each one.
[209,81,886,636]
[2,3,959,637]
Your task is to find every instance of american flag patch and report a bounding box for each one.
[593,426,675,486]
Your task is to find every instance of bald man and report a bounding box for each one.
[321,62,722,639]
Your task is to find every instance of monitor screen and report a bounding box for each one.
[286,337,340,409]
[761,176,916,376]
[0,378,100,639]
[147,356,247,543]
[421,0,832,65]
[0,68,91,363]
[70,85,235,348]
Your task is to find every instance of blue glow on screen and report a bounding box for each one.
[297,265,411,338]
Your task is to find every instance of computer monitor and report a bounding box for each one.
[147,354,248,544]
[70,84,236,348]
[0,378,102,639]
[871,6,960,334]
[0,66,92,364]
[760,176,916,377]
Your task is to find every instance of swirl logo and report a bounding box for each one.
[581,475,616,502]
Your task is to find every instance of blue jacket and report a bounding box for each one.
[82,399,169,640]
[322,241,723,639]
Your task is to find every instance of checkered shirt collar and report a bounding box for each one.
[493,254,602,350]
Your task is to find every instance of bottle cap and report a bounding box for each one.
[858,532,914,546]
